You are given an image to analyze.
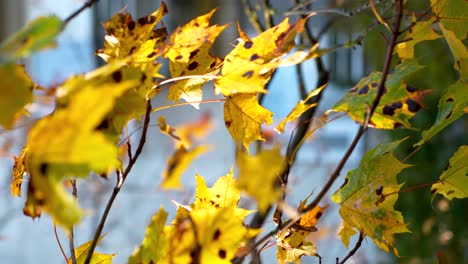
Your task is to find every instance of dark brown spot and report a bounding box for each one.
[127,21,136,31]
[210,200,215,205]
[250,54,259,61]
[218,249,227,259]
[39,163,48,175]
[315,211,323,219]
[215,194,221,198]
[447,190,455,195]
[209,61,216,69]
[137,17,147,25]
[369,82,378,89]
[406,86,417,93]
[112,70,123,82]
[194,22,200,27]
[383,105,396,116]
[242,70,254,79]
[444,162,450,171]
[140,73,147,83]
[446,97,454,102]
[225,121,231,128]
[147,51,156,58]
[147,15,156,24]
[431,189,437,195]
[189,50,199,59]
[376,186,383,195]
[393,122,403,128]
[406,99,421,113]
[213,229,221,241]
[95,118,110,131]
[358,85,369,95]
[129,46,137,54]
[445,110,453,119]
[340,178,349,188]
[175,55,183,61]
[243,41,253,49]
[188,61,199,71]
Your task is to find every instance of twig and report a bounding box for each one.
[64,0,100,24]
[84,100,152,264]
[253,0,405,250]
[54,224,68,264]
[338,233,365,264]
[69,179,77,264]
[369,0,392,33]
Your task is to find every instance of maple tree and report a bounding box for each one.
[1,0,467,263]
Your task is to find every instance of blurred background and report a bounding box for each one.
[0,0,466,263]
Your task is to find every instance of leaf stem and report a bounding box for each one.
[64,0,100,24]
[253,0,405,250]
[152,75,218,90]
[69,179,77,264]
[54,224,68,264]
[338,233,365,264]
[83,100,152,264]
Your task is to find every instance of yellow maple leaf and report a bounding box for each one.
[161,145,210,189]
[394,17,440,59]
[237,148,285,212]
[69,236,115,264]
[224,94,273,150]
[276,229,317,264]
[11,146,28,197]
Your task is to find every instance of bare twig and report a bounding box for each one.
[69,180,77,264]
[84,100,152,264]
[64,0,100,24]
[253,0,405,251]
[338,233,365,264]
[54,224,68,264]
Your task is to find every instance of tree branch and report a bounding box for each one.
[338,233,365,264]
[69,179,77,264]
[84,100,152,264]
[64,0,100,24]
[253,0,405,251]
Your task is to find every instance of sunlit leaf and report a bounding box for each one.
[69,237,115,264]
[394,18,441,59]
[431,145,468,200]
[275,85,325,133]
[161,145,210,189]
[438,23,468,78]
[128,208,168,264]
[332,139,411,255]
[0,16,63,62]
[338,221,357,249]
[237,148,285,212]
[11,146,28,197]
[414,79,467,147]
[224,94,273,150]
[430,0,467,40]
[0,64,34,129]
[276,229,317,264]
[328,60,427,129]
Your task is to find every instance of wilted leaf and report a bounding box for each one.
[328,60,427,129]
[275,85,325,133]
[0,16,63,62]
[70,237,115,264]
[431,145,468,200]
[128,208,168,264]
[332,139,411,255]
[161,145,210,189]
[224,94,273,150]
[0,64,34,129]
[430,0,467,40]
[395,18,440,59]
[415,80,467,146]
[237,148,285,212]
[11,146,28,197]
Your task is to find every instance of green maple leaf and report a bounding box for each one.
[431,0,467,40]
[332,139,411,255]
[432,145,468,200]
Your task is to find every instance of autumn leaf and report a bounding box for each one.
[0,16,63,62]
[431,145,468,200]
[430,0,467,40]
[332,139,411,255]
[224,94,273,150]
[415,80,467,147]
[438,23,468,78]
[69,237,115,264]
[11,147,28,197]
[237,148,285,212]
[128,208,168,264]
[214,17,307,96]
[394,18,441,60]
[161,145,210,189]
[195,169,253,219]
[275,85,325,133]
[0,64,34,129]
[276,229,317,264]
[328,60,427,129]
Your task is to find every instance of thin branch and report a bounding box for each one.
[338,233,365,264]
[253,0,405,250]
[64,0,100,24]
[69,180,77,264]
[84,100,152,264]
[369,0,392,33]
[54,224,68,264]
